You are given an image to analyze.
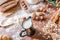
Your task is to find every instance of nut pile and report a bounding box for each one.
[37,7,46,12]
[31,12,48,21]
[31,30,53,40]
[21,0,28,10]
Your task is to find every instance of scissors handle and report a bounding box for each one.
[20,29,28,37]
[20,27,36,37]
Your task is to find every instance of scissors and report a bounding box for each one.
[20,16,36,37]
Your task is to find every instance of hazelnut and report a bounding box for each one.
[35,17,39,21]
[23,5,27,8]
[39,16,44,20]
[43,15,48,19]
[46,3,51,8]
[39,7,44,12]
[46,4,50,8]
[47,36,51,38]
[33,38,39,40]
[21,0,28,10]
[23,5,28,10]
[21,2,25,6]
[43,9,46,12]
[31,13,36,20]
[0,35,2,40]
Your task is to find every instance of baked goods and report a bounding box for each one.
[1,1,17,12]
[0,0,8,6]
[50,9,60,22]
[0,0,19,12]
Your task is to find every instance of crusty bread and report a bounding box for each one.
[0,0,20,16]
